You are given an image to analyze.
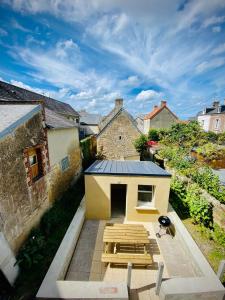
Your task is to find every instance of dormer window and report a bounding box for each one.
[217,106,221,113]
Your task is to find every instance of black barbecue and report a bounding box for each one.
[156,216,173,238]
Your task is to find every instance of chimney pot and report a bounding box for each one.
[115,98,123,108]
[212,101,220,108]
[154,105,158,109]
[161,100,167,107]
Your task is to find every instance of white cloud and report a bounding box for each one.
[202,15,225,28]
[212,26,221,33]
[0,28,8,36]
[212,43,225,55]
[55,39,79,59]
[196,57,225,73]
[136,90,162,101]
[11,19,31,32]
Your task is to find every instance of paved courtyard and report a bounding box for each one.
[65,219,200,300]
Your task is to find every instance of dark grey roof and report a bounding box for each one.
[45,108,77,129]
[85,160,171,177]
[79,111,102,125]
[198,105,225,116]
[0,80,79,117]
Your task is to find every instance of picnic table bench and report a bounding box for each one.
[101,223,152,266]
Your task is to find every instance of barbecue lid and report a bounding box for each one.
[158,216,171,227]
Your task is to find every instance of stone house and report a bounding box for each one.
[0,80,80,124]
[0,99,81,285]
[197,101,225,133]
[97,99,141,160]
[143,101,178,134]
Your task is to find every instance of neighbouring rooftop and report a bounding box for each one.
[0,80,79,117]
[85,160,171,177]
[45,108,78,129]
[0,104,41,138]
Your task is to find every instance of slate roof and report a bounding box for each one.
[79,111,102,125]
[198,103,225,116]
[45,108,77,129]
[0,104,41,139]
[0,80,79,117]
[85,160,171,177]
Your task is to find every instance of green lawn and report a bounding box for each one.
[10,176,84,300]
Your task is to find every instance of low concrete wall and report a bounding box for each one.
[36,198,128,300]
[0,232,19,285]
[159,207,225,300]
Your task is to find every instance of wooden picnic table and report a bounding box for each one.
[102,223,152,266]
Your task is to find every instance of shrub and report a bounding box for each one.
[212,223,225,247]
[218,132,225,145]
[191,167,225,203]
[16,228,46,270]
[196,143,225,161]
[186,184,213,228]
[134,134,148,153]
[148,129,159,141]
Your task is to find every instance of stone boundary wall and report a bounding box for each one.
[166,166,225,230]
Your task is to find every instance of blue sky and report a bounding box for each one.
[0,0,225,119]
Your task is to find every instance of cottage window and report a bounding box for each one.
[215,119,220,130]
[137,185,154,207]
[28,148,43,182]
[61,156,70,172]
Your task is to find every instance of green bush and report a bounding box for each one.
[16,228,46,270]
[134,134,148,153]
[212,223,225,247]
[148,129,159,141]
[196,143,225,160]
[191,167,225,204]
[186,184,213,228]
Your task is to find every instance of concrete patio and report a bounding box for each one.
[65,218,200,300]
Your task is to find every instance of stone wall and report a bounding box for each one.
[0,111,50,252]
[0,112,82,253]
[97,111,140,160]
[166,166,225,230]
[150,107,177,129]
[47,147,82,203]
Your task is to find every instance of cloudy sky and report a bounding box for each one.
[0,0,225,118]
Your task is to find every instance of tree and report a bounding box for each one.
[134,134,148,153]
[148,129,159,141]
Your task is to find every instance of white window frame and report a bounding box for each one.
[214,119,220,130]
[137,185,155,208]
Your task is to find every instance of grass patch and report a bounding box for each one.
[10,176,84,300]
[182,218,225,284]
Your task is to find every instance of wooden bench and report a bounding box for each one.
[101,253,152,266]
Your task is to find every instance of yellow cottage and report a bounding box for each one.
[85,160,171,222]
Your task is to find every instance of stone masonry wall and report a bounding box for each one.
[166,166,225,230]
[150,108,177,129]
[97,111,140,160]
[47,147,82,204]
[0,111,50,252]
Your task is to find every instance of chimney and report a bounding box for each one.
[161,100,167,107]
[212,101,220,108]
[154,105,158,110]
[115,98,123,109]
